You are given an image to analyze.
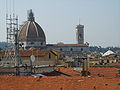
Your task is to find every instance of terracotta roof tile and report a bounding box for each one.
[18,21,46,41]
[0,67,120,90]
[0,50,54,57]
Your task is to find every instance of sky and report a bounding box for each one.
[0,0,120,47]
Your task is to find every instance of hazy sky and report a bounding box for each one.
[0,0,120,47]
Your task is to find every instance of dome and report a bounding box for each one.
[18,9,46,49]
[18,10,46,42]
[18,21,46,42]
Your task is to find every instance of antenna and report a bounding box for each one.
[12,0,15,13]
[79,17,80,25]
[9,0,12,14]
[6,0,15,15]
[6,0,8,14]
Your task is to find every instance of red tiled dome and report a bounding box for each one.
[18,21,46,42]
[18,9,46,43]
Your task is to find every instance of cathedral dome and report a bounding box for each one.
[18,21,46,41]
[18,9,46,49]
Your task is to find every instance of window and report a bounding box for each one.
[41,42,43,45]
[70,48,73,51]
[60,48,62,51]
[80,34,82,38]
[31,42,34,44]
[107,60,109,63]
[49,53,51,59]
[7,62,9,64]
[81,48,83,51]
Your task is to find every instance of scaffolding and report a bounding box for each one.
[2,13,20,67]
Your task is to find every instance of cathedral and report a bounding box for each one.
[18,10,89,56]
[18,9,46,49]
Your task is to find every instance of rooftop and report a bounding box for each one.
[0,49,58,57]
[0,67,120,90]
[48,44,88,47]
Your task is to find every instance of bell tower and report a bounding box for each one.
[76,23,84,44]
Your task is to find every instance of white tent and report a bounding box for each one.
[103,50,114,56]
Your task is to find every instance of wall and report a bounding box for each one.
[46,45,89,56]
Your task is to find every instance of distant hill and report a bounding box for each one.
[89,46,120,53]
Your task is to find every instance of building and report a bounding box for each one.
[76,24,84,44]
[20,49,59,66]
[18,10,89,56]
[46,44,89,56]
[19,49,59,74]
[18,9,46,49]
[0,49,60,66]
[0,49,61,74]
